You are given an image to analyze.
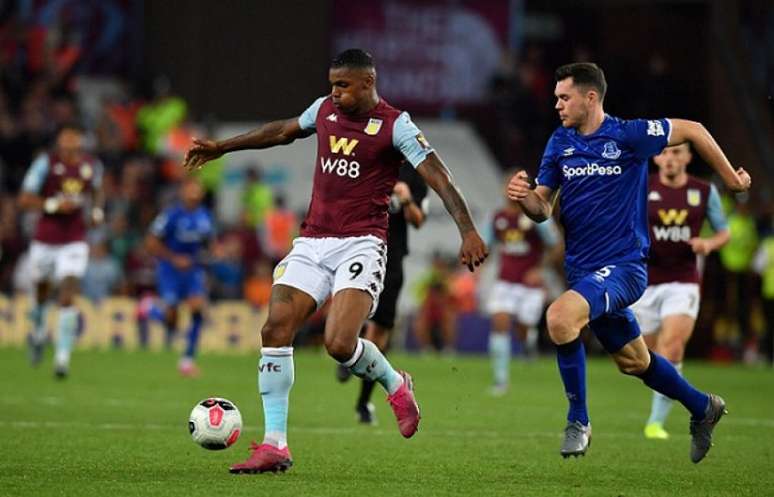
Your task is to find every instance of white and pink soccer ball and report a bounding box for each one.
[189,397,242,450]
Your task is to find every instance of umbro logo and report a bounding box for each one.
[562,147,575,157]
[648,191,662,201]
[326,113,337,122]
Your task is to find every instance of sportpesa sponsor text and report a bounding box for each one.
[562,162,623,179]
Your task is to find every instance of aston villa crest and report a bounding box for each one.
[364,118,383,136]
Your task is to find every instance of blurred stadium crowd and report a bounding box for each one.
[0,1,771,362]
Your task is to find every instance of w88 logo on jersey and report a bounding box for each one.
[320,157,360,178]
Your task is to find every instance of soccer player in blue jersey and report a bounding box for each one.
[146,177,215,376]
[508,63,751,462]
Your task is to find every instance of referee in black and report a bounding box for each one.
[337,164,428,424]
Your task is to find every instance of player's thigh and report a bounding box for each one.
[273,238,334,310]
[325,288,373,358]
[331,236,387,319]
[629,285,662,336]
[29,241,56,284]
[487,281,518,316]
[262,284,318,347]
[568,262,647,321]
[515,285,546,327]
[182,269,208,311]
[655,314,696,362]
[53,241,88,283]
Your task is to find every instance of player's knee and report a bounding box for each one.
[324,335,356,363]
[546,306,578,344]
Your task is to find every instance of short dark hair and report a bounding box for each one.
[331,49,374,70]
[56,122,85,136]
[555,62,607,100]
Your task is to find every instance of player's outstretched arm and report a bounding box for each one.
[416,153,488,271]
[507,171,556,223]
[183,118,311,171]
[668,119,751,192]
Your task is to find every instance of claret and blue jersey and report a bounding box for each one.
[537,115,671,273]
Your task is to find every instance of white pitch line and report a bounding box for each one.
[0,419,765,442]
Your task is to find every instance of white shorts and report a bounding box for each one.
[486,280,545,326]
[272,236,387,316]
[29,240,89,283]
[630,282,700,335]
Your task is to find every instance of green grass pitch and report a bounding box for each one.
[1,348,772,497]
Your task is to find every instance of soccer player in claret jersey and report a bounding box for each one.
[145,177,215,377]
[184,49,488,474]
[508,63,750,463]
[486,175,561,395]
[19,124,104,378]
[631,143,730,440]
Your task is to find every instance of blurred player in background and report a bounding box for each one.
[631,143,729,440]
[336,165,429,425]
[19,124,104,378]
[486,176,561,395]
[508,62,750,462]
[145,177,215,377]
[184,49,487,474]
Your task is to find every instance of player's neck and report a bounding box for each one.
[659,172,688,188]
[577,108,605,136]
[350,92,380,116]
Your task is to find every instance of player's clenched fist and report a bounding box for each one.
[507,170,531,201]
[460,231,489,272]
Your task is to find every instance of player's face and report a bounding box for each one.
[554,78,590,129]
[181,180,204,207]
[654,144,692,179]
[329,67,374,114]
[56,129,84,164]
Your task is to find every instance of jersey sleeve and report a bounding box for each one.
[622,118,672,160]
[297,96,326,132]
[150,210,171,239]
[393,112,434,168]
[536,133,561,190]
[706,183,729,232]
[21,154,50,193]
[482,213,496,247]
[535,218,560,247]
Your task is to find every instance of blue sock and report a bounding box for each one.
[184,311,204,359]
[647,362,681,426]
[259,347,294,449]
[638,352,708,420]
[344,338,403,395]
[556,338,589,425]
[489,332,511,386]
[54,306,79,368]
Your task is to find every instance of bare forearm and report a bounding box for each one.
[434,179,476,234]
[218,120,298,153]
[705,229,730,252]
[671,120,742,190]
[518,191,552,222]
[403,201,425,228]
[18,192,44,212]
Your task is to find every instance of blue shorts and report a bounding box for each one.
[566,261,647,353]
[156,263,207,306]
